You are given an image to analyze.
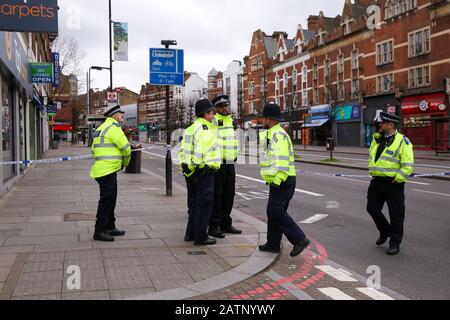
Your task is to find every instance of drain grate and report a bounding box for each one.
[187,251,207,256]
[64,212,96,221]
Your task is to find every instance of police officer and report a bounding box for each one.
[367,112,414,255]
[208,95,242,239]
[179,99,221,246]
[258,103,310,257]
[90,105,131,242]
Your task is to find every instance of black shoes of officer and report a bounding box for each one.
[208,228,226,239]
[376,235,389,246]
[93,232,114,242]
[107,228,126,237]
[184,235,193,242]
[258,244,280,254]
[194,237,217,246]
[222,226,242,234]
[290,238,311,257]
[387,245,400,256]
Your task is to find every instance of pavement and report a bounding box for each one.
[0,143,277,300]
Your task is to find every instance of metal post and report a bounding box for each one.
[165,84,172,196]
[109,0,113,90]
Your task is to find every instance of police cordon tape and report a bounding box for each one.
[1,149,449,179]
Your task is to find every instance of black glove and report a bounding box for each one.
[181,164,192,175]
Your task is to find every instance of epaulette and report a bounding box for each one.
[403,136,411,145]
[202,124,208,130]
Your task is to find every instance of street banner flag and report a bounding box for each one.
[113,22,128,61]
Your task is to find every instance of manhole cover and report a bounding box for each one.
[64,213,96,221]
[187,251,207,256]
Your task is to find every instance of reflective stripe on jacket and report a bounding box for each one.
[259,124,296,185]
[90,117,132,179]
[213,114,238,162]
[368,131,414,183]
[179,117,221,176]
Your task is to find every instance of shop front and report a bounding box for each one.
[334,102,362,147]
[363,94,399,147]
[401,93,449,150]
[303,104,331,146]
[281,108,308,145]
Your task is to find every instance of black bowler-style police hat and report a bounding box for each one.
[195,98,214,117]
[380,112,400,124]
[261,102,284,122]
[212,95,229,108]
[104,105,125,117]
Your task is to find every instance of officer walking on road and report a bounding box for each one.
[367,112,414,255]
[179,99,221,246]
[90,105,131,242]
[208,95,242,239]
[258,103,311,257]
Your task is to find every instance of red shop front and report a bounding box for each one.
[401,93,449,150]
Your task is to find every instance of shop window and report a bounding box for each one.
[1,78,15,180]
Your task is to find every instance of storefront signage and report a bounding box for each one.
[335,105,361,121]
[402,93,448,115]
[310,105,331,120]
[0,0,58,33]
[52,52,60,87]
[30,62,53,83]
[0,31,32,94]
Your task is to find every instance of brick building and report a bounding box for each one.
[242,0,450,150]
[207,68,224,100]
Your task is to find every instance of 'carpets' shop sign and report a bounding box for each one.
[0,0,58,33]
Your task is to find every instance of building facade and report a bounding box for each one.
[222,60,245,120]
[1,31,54,197]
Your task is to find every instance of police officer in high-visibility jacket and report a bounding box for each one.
[90,105,131,242]
[208,95,242,239]
[367,112,414,255]
[179,99,221,246]
[258,103,310,257]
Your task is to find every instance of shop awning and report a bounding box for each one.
[402,93,448,115]
[53,124,73,131]
[303,119,329,128]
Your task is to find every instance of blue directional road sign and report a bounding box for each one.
[149,48,184,86]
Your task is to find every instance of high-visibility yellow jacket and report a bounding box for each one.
[90,117,131,179]
[212,114,238,163]
[179,117,221,177]
[369,131,414,183]
[259,124,296,186]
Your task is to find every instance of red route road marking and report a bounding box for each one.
[231,239,329,300]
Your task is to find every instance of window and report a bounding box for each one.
[249,82,255,96]
[337,81,344,101]
[324,59,331,79]
[293,92,298,108]
[2,77,15,180]
[317,30,326,46]
[352,50,359,70]
[283,73,288,89]
[260,78,265,94]
[376,40,394,65]
[343,20,352,35]
[409,65,431,88]
[302,66,307,83]
[377,73,394,92]
[409,28,430,57]
[249,101,255,114]
[338,55,344,74]
[324,86,331,102]
[313,63,319,80]
[292,70,298,86]
[225,78,231,96]
[386,0,417,19]
[313,88,319,104]
[302,89,308,106]
[275,76,280,90]
[352,79,360,98]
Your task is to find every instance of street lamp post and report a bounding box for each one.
[161,39,177,197]
[109,0,113,90]
[87,66,110,145]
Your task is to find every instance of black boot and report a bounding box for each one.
[258,244,280,254]
[208,228,225,239]
[93,232,114,242]
[107,228,126,237]
[290,238,311,257]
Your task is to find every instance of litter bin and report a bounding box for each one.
[326,137,334,151]
[51,140,59,150]
[126,143,142,174]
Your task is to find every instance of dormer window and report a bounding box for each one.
[342,18,352,35]
[317,29,326,46]
[386,0,417,19]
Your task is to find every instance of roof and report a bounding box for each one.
[208,68,218,77]
[263,36,278,58]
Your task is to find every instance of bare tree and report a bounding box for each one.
[52,36,86,144]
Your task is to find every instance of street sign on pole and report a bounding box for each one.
[149,48,184,86]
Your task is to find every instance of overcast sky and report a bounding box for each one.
[58,0,343,94]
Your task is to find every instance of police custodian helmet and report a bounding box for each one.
[195,99,215,117]
[261,102,284,122]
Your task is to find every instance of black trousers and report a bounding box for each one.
[95,172,117,233]
[210,164,236,230]
[185,171,215,242]
[266,176,306,249]
[367,178,405,246]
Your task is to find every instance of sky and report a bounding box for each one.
[58,0,343,94]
